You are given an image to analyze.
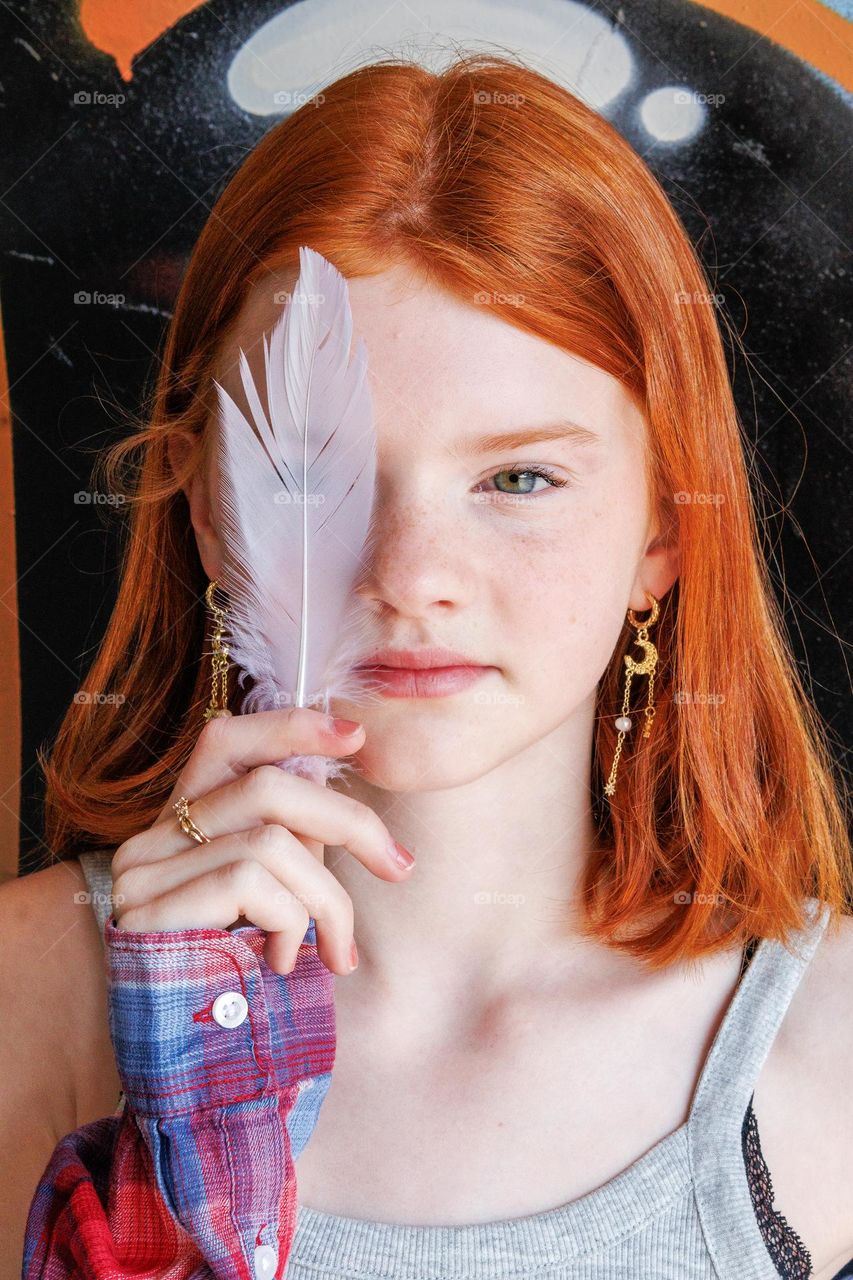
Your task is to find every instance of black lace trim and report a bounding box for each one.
[738,937,812,1278]
[742,1095,812,1278]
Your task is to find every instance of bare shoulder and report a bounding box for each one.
[753,909,853,1280]
[0,860,121,1277]
[777,906,853,1059]
[0,857,121,1133]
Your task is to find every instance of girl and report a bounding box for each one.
[7,51,853,1280]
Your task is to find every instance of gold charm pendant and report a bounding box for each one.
[203,580,233,722]
[603,594,659,798]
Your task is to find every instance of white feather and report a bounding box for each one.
[213,246,382,784]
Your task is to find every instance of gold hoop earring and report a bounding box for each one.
[603,592,660,799]
[203,579,233,722]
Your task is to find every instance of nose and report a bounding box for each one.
[354,488,470,620]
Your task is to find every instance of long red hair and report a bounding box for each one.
[40,53,852,965]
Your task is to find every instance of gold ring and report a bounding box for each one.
[174,795,211,844]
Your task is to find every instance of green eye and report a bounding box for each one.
[484,464,568,497]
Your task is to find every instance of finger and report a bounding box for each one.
[158,707,365,822]
[120,763,414,883]
[114,854,350,976]
[113,824,354,974]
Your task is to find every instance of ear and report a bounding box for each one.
[628,503,680,614]
[167,430,223,581]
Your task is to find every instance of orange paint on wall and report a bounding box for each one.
[79,0,209,81]
[704,0,852,93]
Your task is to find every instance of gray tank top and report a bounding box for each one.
[77,848,831,1279]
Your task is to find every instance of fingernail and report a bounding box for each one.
[388,838,416,869]
[330,717,363,737]
[349,939,359,970]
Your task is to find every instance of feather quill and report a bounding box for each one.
[212,245,381,786]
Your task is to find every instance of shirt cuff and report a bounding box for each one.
[104,915,336,1119]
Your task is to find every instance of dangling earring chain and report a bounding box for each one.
[603,592,660,798]
[203,579,233,722]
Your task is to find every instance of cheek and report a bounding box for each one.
[495,499,643,700]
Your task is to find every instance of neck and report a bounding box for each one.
[325,709,615,1027]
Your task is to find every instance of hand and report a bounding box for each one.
[109,707,415,976]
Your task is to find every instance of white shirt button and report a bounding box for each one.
[253,1243,277,1278]
[211,990,249,1028]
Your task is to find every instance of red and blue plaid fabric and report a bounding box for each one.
[22,914,336,1279]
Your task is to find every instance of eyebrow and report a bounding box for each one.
[456,420,601,455]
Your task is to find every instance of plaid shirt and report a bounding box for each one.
[22,913,336,1279]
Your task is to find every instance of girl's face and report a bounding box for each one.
[184,264,679,791]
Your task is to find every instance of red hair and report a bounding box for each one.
[40,53,852,965]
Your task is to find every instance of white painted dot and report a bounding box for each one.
[638,86,705,143]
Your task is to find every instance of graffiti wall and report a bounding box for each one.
[1,0,850,873]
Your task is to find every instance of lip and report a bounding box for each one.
[354,647,495,699]
[355,647,486,670]
[356,665,493,699]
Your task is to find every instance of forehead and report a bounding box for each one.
[212,263,644,451]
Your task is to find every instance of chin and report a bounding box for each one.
[346,736,497,792]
